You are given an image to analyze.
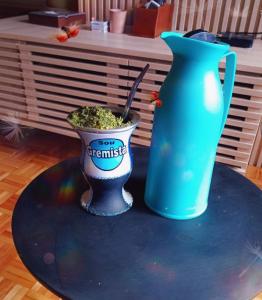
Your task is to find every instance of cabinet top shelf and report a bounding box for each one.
[0,15,262,72]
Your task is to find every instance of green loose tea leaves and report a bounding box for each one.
[68,106,131,130]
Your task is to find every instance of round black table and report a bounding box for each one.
[12,147,262,300]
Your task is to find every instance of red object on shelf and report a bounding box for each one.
[132,4,174,38]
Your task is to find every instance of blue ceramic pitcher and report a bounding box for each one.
[144,32,237,220]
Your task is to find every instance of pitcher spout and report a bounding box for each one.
[161,32,183,53]
[161,31,230,61]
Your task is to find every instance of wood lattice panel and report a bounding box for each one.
[78,0,262,39]
[0,39,28,123]
[14,40,155,147]
[0,36,261,174]
[218,68,262,171]
[171,0,262,37]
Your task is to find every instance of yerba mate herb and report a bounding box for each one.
[68,106,131,130]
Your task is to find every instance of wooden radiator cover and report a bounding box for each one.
[0,37,261,174]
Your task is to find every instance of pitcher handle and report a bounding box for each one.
[219,51,237,137]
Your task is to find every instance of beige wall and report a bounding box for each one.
[47,0,78,10]
[0,0,46,17]
[0,0,78,17]
[0,0,46,10]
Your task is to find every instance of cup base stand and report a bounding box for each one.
[80,188,133,217]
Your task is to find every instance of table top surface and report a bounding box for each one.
[0,15,262,72]
[12,147,262,300]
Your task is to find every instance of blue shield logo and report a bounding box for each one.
[88,139,126,171]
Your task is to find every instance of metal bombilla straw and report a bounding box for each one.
[122,63,150,122]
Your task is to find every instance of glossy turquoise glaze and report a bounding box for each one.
[144,32,237,220]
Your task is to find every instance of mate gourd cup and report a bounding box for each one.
[67,106,140,216]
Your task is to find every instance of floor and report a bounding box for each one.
[0,129,261,299]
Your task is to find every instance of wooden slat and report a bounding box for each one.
[226,118,259,130]
[20,118,77,138]
[195,0,205,28]
[258,149,262,166]
[217,146,250,160]
[219,137,253,150]
[0,98,27,111]
[20,55,129,77]
[19,46,39,122]
[249,121,262,166]
[230,0,241,32]
[98,0,104,21]
[23,73,128,97]
[136,81,160,91]
[32,85,154,113]
[131,136,150,146]
[134,0,140,8]
[256,12,262,39]
[105,0,111,22]
[0,60,20,69]
[223,128,256,140]
[248,0,261,32]
[204,0,215,31]
[216,156,248,169]
[22,64,128,87]
[129,59,171,72]
[137,121,152,130]
[84,0,91,26]
[0,68,22,78]
[91,0,97,21]
[234,86,262,98]
[229,108,262,120]
[226,63,262,75]
[239,0,252,32]
[0,84,24,95]
[212,0,223,33]
[0,92,26,104]
[32,82,123,103]
[172,0,180,29]
[28,98,75,112]
[0,106,28,118]
[0,40,19,50]
[128,87,262,107]
[129,70,166,82]
[112,0,118,9]
[231,97,262,110]
[25,114,68,129]
[19,44,129,65]
[0,75,23,87]
[243,85,262,166]
[0,51,19,59]
[179,0,188,31]
[28,106,67,120]
[187,0,196,31]
[230,73,262,86]
[78,0,84,12]
[126,0,133,10]
[119,0,126,10]
[221,0,233,32]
